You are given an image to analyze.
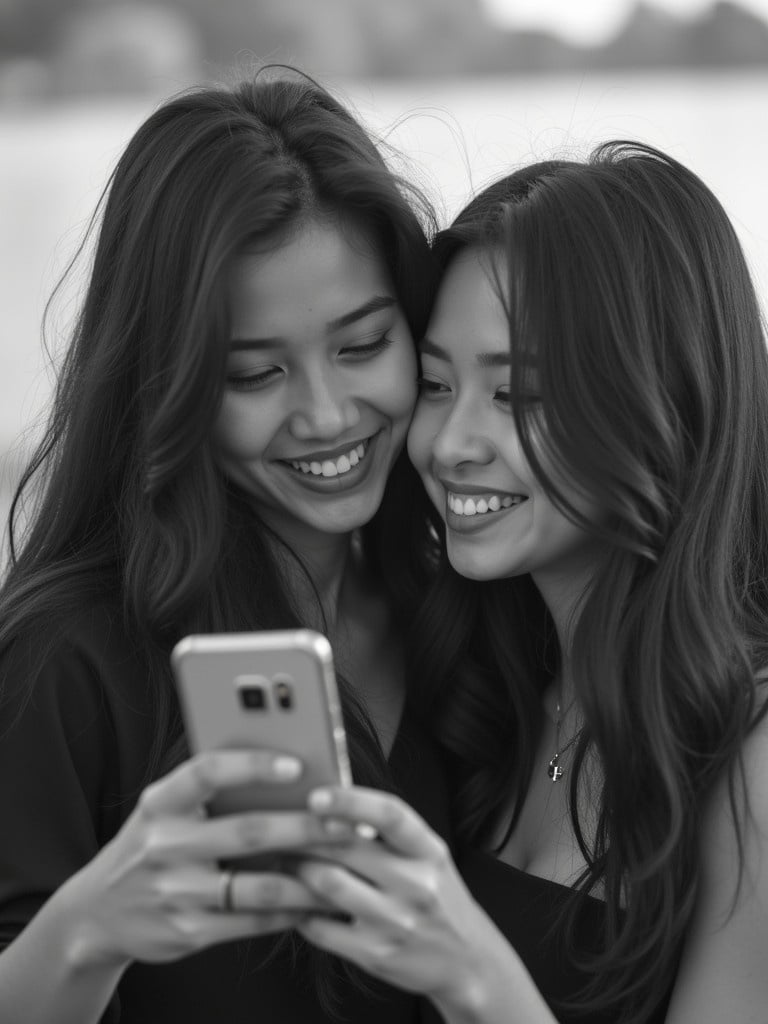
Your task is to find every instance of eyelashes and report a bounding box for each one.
[416,377,540,409]
[339,334,393,359]
[226,335,395,393]
[415,376,448,396]
[226,366,283,392]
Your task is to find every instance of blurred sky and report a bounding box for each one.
[481,0,768,43]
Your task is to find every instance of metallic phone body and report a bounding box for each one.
[171,629,352,816]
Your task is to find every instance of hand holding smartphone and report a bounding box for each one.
[171,629,352,818]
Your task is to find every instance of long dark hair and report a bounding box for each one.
[408,142,768,1021]
[0,67,436,1012]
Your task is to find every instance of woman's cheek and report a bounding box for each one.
[406,410,443,512]
[390,345,419,421]
[406,406,430,475]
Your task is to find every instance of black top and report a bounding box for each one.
[0,604,452,1023]
[422,849,670,1023]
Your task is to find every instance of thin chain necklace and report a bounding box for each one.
[547,694,578,782]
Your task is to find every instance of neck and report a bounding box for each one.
[298,536,354,629]
[531,543,599,657]
[532,571,582,659]
[543,669,578,733]
[264,521,356,632]
[532,560,597,720]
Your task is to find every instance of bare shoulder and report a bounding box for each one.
[664,684,768,1023]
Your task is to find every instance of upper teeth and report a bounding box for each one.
[290,441,367,478]
[448,492,525,516]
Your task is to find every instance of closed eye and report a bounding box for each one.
[226,366,284,391]
[417,376,451,397]
[340,334,393,359]
[495,387,541,409]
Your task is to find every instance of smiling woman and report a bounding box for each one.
[289,142,768,1024]
[0,67,444,1024]
[408,250,601,586]
[215,218,417,545]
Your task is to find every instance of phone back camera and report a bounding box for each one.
[272,674,294,710]
[238,685,266,710]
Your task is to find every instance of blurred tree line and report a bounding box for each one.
[1,0,767,96]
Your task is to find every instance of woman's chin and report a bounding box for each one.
[446,545,510,582]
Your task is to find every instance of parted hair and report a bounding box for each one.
[407,141,768,1022]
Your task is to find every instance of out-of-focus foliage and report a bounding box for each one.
[54,4,202,94]
[0,0,767,97]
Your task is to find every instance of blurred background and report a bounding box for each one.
[2,0,768,561]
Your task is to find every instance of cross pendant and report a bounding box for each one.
[548,754,564,782]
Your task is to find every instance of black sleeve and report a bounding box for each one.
[0,634,126,1022]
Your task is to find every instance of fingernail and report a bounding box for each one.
[308,788,333,811]
[273,755,302,779]
[355,823,378,841]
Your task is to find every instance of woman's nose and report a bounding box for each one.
[288,372,361,441]
[431,402,495,468]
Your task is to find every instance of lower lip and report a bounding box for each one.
[279,433,380,494]
[445,499,528,534]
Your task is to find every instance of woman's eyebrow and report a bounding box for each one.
[229,338,278,351]
[419,336,514,368]
[326,295,396,332]
[477,352,512,368]
[419,336,448,360]
[229,296,396,350]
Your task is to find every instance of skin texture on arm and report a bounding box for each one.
[0,889,126,1024]
[664,711,768,1024]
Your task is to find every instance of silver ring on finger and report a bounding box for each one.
[218,869,237,912]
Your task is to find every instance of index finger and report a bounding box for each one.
[138,749,302,818]
[307,786,447,861]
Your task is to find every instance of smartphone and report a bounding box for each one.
[171,629,352,818]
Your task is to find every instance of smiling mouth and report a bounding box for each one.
[447,491,528,517]
[284,438,370,479]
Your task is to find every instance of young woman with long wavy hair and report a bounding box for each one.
[0,69,445,1023]
[292,143,768,1024]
